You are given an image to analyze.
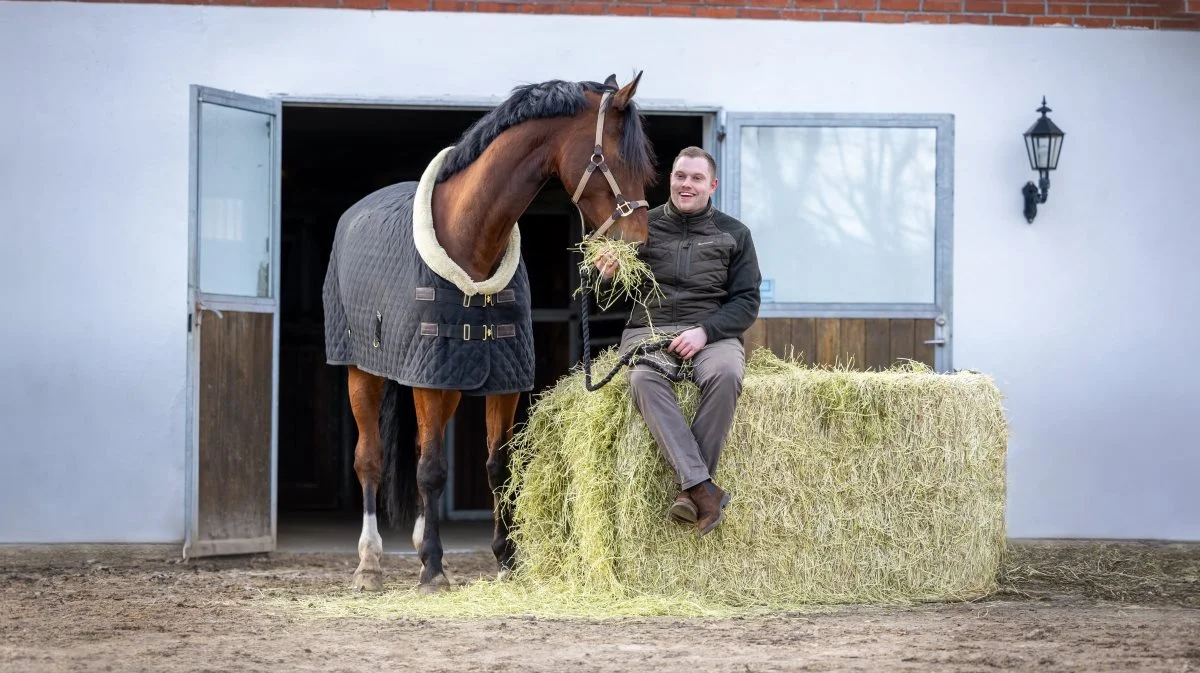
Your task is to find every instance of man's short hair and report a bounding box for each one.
[673,146,717,180]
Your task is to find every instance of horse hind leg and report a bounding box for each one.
[485,392,521,580]
[348,366,386,591]
[412,387,461,594]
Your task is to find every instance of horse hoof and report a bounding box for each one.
[352,569,384,591]
[418,575,452,595]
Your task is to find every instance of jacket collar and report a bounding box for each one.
[664,198,715,226]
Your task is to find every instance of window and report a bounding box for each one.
[723,113,953,317]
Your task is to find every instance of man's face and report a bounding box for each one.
[669,155,717,214]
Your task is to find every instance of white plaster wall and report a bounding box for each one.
[1,1,1197,542]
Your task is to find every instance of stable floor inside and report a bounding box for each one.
[277,515,493,555]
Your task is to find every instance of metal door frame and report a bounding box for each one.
[184,85,282,558]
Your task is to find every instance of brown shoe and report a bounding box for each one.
[686,480,729,537]
[667,492,697,524]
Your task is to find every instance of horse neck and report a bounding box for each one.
[431,119,570,282]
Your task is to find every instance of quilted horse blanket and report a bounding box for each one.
[322,147,535,395]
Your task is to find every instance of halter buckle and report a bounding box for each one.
[615,199,635,218]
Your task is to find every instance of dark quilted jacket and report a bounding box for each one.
[625,200,762,342]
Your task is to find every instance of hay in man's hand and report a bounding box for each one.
[573,237,661,311]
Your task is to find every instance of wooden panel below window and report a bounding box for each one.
[196,310,274,552]
[745,317,936,370]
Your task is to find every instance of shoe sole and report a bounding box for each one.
[667,501,697,524]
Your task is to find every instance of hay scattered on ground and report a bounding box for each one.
[260,538,1200,621]
[264,579,822,621]
[998,540,1200,606]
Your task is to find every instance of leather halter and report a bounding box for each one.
[570,90,650,240]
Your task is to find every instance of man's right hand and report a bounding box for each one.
[594,251,619,280]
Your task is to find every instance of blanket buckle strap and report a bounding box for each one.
[462,292,495,308]
[463,324,495,341]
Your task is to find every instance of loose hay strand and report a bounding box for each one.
[572,237,661,311]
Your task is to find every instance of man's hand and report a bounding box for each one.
[594,251,619,280]
[669,327,708,360]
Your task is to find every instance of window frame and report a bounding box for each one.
[720,112,954,320]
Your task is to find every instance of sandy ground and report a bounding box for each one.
[2,541,1198,673]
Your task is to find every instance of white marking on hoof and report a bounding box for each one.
[358,513,383,560]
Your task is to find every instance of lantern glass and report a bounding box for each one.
[1025,133,1058,171]
[1047,134,1063,170]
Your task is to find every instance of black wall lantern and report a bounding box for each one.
[1022,96,1066,224]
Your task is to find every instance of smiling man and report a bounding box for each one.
[597,146,762,536]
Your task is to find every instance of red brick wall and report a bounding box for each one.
[60,0,1200,30]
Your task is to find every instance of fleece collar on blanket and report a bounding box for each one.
[412,146,522,297]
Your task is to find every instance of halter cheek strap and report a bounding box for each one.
[570,91,650,240]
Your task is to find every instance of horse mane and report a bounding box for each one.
[436,79,657,187]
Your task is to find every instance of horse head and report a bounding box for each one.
[557,72,655,246]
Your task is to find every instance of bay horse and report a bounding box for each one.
[323,73,655,593]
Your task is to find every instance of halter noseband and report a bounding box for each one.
[570,90,650,240]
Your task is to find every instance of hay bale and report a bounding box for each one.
[504,347,1009,607]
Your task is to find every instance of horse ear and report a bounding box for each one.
[603,73,618,88]
[611,70,643,111]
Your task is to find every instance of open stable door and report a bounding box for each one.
[184,86,281,558]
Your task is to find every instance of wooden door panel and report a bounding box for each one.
[195,310,274,555]
[864,318,892,370]
[747,317,937,370]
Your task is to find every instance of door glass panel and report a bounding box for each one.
[197,102,273,297]
[740,125,937,304]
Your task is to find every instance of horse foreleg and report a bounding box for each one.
[485,392,521,580]
[412,387,461,594]
[348,366,386,591]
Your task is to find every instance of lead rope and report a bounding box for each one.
[575,210,688,391]
[577,266,688,391]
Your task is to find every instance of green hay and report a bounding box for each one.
[264,579,830,621]
[502,347,1009,608]
[572,237,661,311]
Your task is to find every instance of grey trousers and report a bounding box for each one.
[620,325,746,491]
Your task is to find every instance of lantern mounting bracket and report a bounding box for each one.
[1023,174,1050,224]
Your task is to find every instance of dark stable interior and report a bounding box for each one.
[277,104,704,521]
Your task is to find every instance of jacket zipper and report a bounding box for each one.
[673,220,690,324]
